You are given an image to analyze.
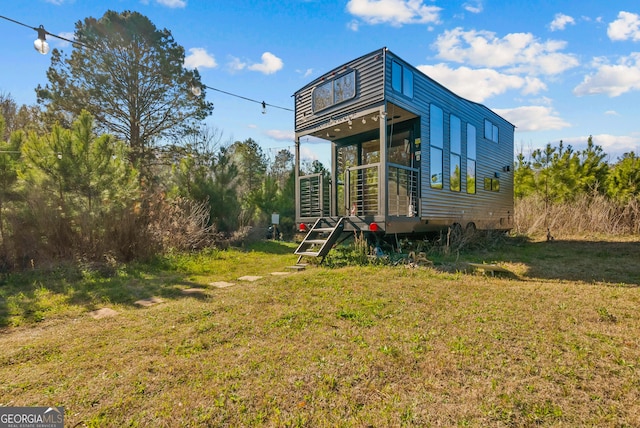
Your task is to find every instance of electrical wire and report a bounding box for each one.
[202,85,293,112]
[0,14,89,49]
[1,14,293,114]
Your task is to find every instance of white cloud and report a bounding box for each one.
[550,13,575,31]
[184,48,217,69]
[604,110,619,116]
[493,106,570,131]
[417,63,546,103]
[347,20,360,31]
[156,0,187,8]
[573,53,640,97]
[300,146,319,161]
[346,0,441,27]
[563,134,640,156]
[248,52,284,75]
[463,1,483,14]
[54,32,75,48]
[227,56,247,73]
[607,11,640,41]
[432,27,579,75]
[296,68,314,78]
[265,129,295,141]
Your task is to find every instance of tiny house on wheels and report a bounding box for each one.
[293,48,515,261]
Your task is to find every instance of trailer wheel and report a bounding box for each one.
[465,222,477,234]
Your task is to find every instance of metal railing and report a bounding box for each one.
[299,173,330,218]
[347,163,380,216]
[388,164,419,217]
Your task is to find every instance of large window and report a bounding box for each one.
[430,105,443,189]
[388,130,412,166]
[484,119,499,143]
[312,70,356,112]
[467,123,476,194]
[391,60,414,98]
[450,115,461,192]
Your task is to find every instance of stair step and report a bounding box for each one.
[296,251,320,256]
[304,239,328,245]
[314,227,335,233]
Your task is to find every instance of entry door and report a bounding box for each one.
[336,137,380,217]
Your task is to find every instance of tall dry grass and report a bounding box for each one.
[515,193,640,237]
[0,192,219,271]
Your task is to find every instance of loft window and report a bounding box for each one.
[312,70,356,112]
[392,60,414,98]
[484,119,499,143]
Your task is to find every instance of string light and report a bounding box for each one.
[0,14,89,52]
[191,82,293,113]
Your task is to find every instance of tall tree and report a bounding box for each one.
[607,152,640,203]
[229,138,267,194]
[271,148,293,190]
[20,111,139,256]
[36,10,213,173]
[0,116,23,250]
[210,146,240,232]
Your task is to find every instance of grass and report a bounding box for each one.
[0,236,639,426]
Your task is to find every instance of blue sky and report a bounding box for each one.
[2,0,640,164]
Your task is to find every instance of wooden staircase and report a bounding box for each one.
[294,217,346,264]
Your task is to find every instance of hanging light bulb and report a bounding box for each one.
[190,81,202,97]
[262,101,267,114]
[33,25,49,55]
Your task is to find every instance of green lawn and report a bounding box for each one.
[1,237,639,426]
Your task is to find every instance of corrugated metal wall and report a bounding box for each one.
[294,49,386,134]
[384,50,515,228]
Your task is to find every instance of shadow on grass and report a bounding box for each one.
[459,237,640,286]
[0,264,198,328]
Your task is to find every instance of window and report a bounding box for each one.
[391,60,414,98]
[312,70,356,112]
[430,105,443,189]
[392,61,402,93]
[484,119,499,143]
[450,155,461,192]
[484,177,500,192]
[450,115,461,192]
[467,123,476,194]
[388,130,412,166]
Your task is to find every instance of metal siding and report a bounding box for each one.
[295,49,385,134]
[383,51,514,228]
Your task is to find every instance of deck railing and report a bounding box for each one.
[299,173,330,218]
[347,163,380,216]
[388,164,419,217]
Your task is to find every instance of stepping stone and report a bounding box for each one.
[270,271,290,276]
[135,297,164,307]
[88,308,118,319]
[181,288,206,295]
[209,281,235,288]
[238,275,262,282]
[286,265,306,271]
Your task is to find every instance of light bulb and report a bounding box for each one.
[34,25,49,55]
[34,38,49,55]
[190,84,202,97]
